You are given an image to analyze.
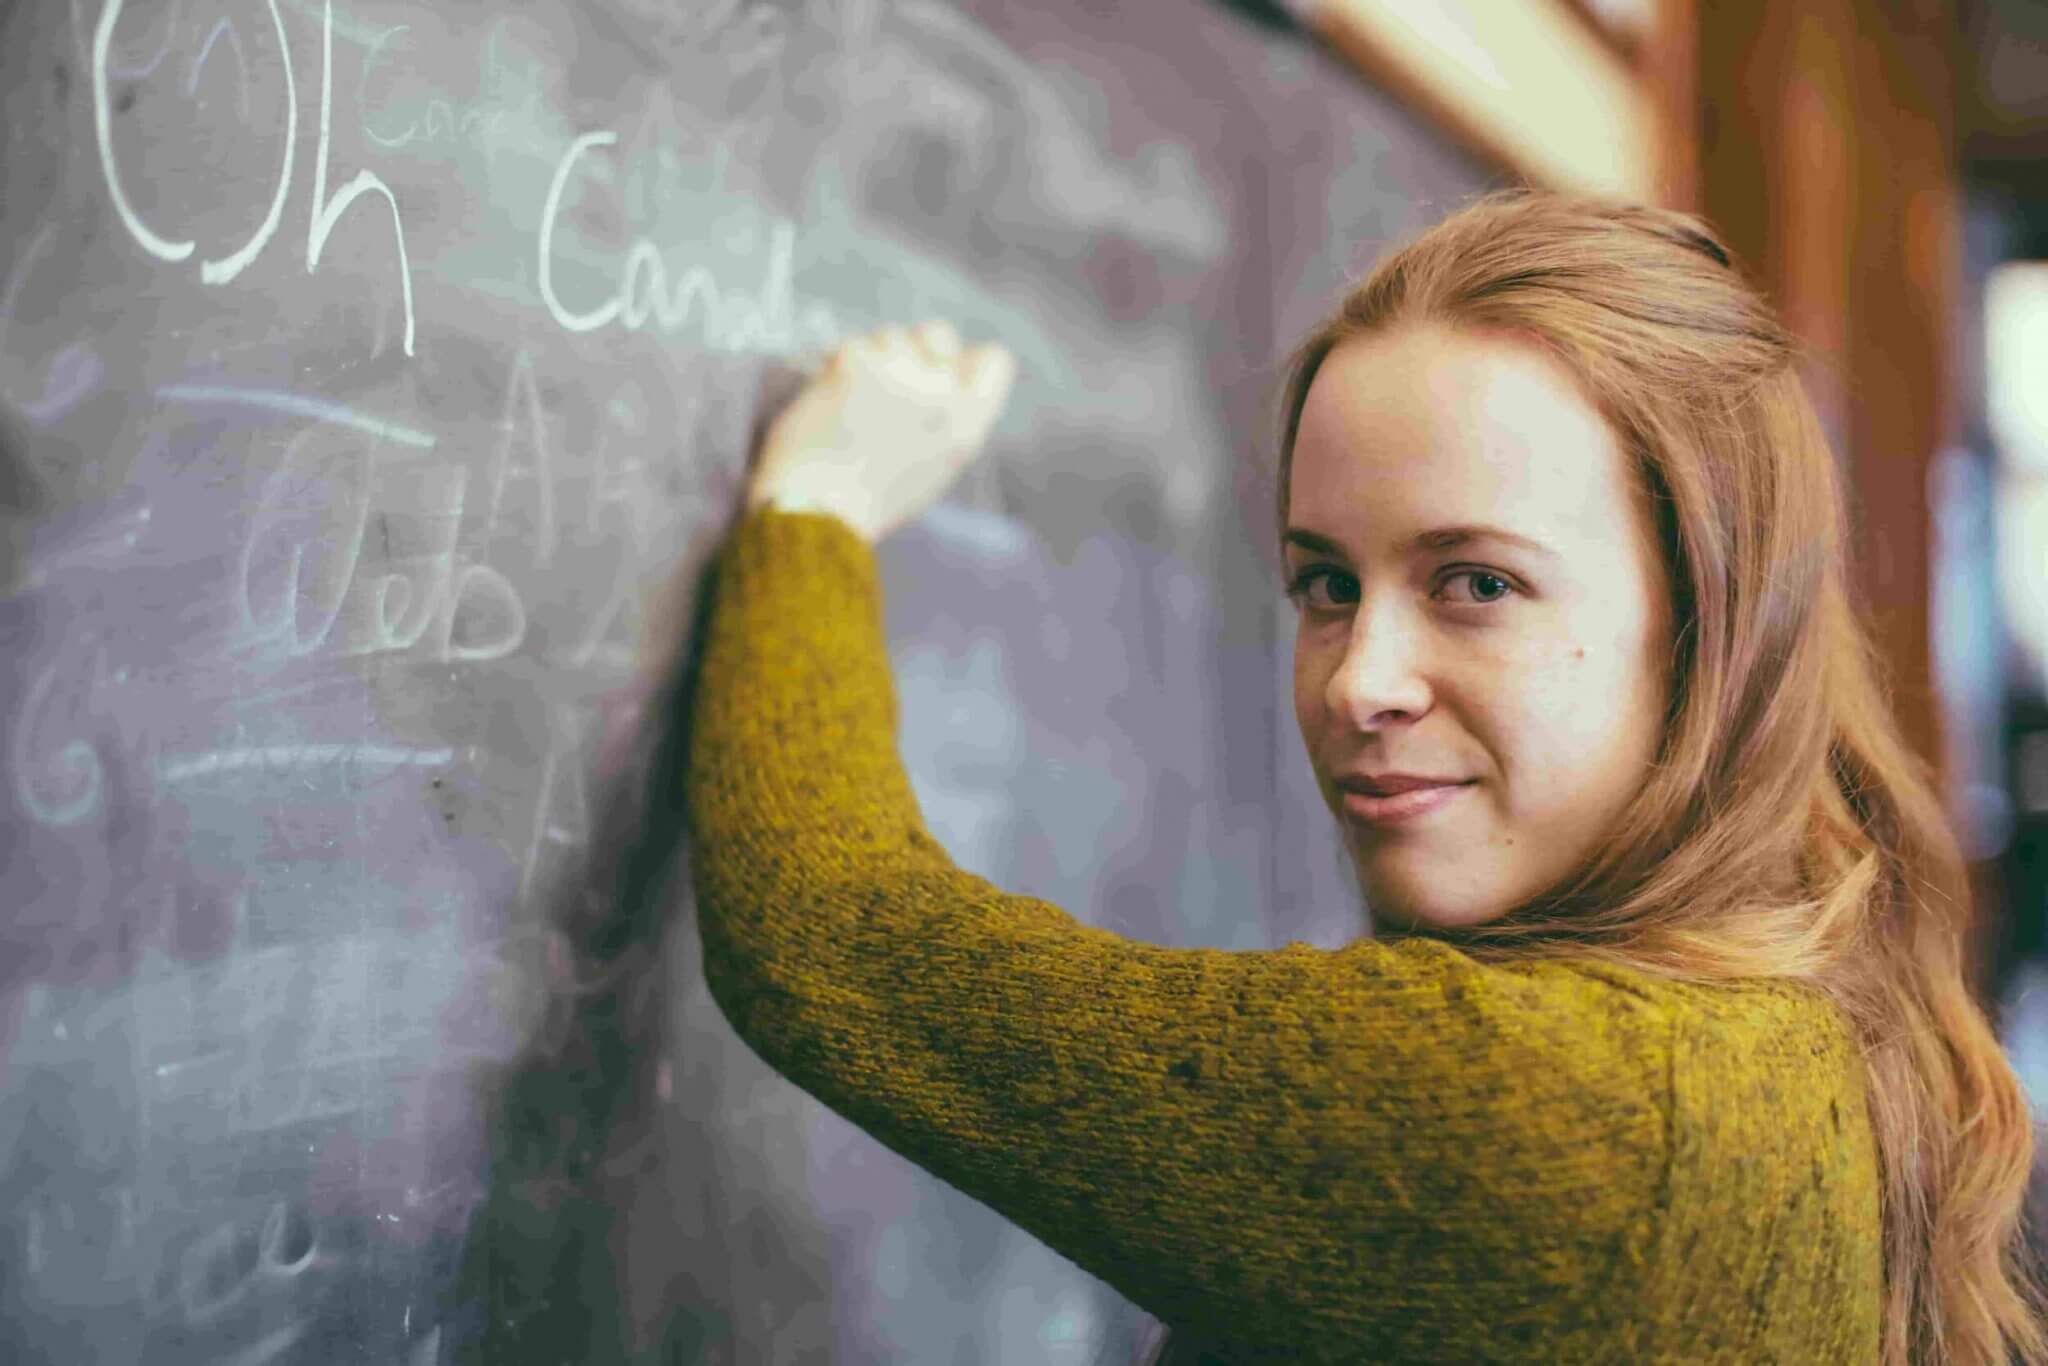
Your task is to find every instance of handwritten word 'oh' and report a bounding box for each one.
[93,0,417,354]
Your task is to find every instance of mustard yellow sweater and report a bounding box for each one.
[683,505,1885,1364]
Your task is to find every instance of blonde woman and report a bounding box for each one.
[681,189,2048,1363]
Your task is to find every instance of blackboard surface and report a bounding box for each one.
[0,2,1485,1360]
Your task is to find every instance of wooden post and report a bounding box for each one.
[1696,1,1984,996]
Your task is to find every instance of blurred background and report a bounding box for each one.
[4,1,2046,1361]
[1271,0,2048,1283]
[1240,0,2048,1065]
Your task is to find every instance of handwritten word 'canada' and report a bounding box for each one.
[537,130,835,349]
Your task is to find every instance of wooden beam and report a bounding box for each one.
[1297,0,1660,200]
[1554,0,1647,67]
[1698,0,1984,992]
[1644,0,1701,212]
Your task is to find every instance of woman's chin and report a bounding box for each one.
[1356,869,1511,934]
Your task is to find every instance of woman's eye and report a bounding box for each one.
[1283,565,1354,611]
[1283,565,1517,611]
[1439,570,1516,606]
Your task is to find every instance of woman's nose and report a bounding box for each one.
[1324,601,1432,729]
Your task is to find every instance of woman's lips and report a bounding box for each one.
[1340,781,1473,827]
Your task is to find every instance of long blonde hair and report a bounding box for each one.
[1147,188,2047,1365]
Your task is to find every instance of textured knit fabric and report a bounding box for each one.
[683,505,1886,1365]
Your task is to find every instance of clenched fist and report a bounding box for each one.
[745,321,1017,544]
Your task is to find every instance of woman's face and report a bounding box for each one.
[1285,325,1673,932]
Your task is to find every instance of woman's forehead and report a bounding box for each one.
[1290,330,1636,559]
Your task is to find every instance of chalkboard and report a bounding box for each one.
[0,2,1488,1361]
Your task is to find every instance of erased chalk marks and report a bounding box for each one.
[357,18,543,155]
[484,350,556,569]
[156,742,456,784]
[11,661,103,826]
[20,344,106,424]
[0,223,105,425]
[157,383,435,448]
[185,14,251,118]
[235,421,526,663]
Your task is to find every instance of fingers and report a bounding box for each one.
[915,319,961,360]
[858,321,966,362]
[957,343,1016,447]
[961,342,1015,398]
[840,324,1012,407]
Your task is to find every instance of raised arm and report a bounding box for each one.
[682,503,1691,1362]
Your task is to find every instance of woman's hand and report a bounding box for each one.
[745,321,1016,544]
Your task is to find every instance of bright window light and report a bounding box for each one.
[1987,262,2048,695]
[1987,262,2048,474]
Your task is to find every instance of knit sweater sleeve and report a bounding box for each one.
[680,505,1879,1364]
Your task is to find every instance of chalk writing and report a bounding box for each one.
[358,19,542,153]
[11,662,102,826]
[437,546,528,662]
[21,343,106,425]
[518,701,593,906]
[237,424,371,657]
[568,383,661,667]
[101,0,180,79]
[202,3,293,286]
[537,128,836,347]
[158,744,456,783]
[20,1181,141,1283]
[169,1201,319,1355]
[186,13,251,118]
[92,0,295,285]
[88,10,173,258]
[237,422,527,663]
[308,0,415,354]
[157,384,435,447]
[20,500,152,590]
[0,223,106,425]
[485,349,557,568]
[92,0,415,351]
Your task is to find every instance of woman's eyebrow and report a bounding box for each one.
[1284,524,1561,560]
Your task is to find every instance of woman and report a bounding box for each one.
[682,189,2048,1363]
